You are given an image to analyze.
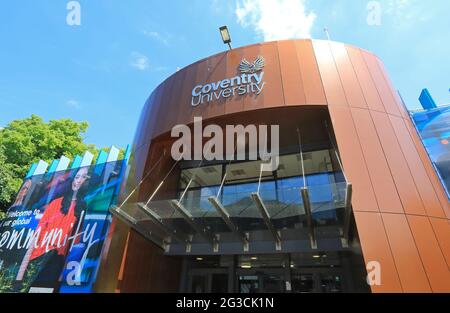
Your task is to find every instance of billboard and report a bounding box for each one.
[0,158,126,293]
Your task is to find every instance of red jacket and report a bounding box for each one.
[30,197,78,260]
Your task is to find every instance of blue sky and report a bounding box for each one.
[0,0,449,149]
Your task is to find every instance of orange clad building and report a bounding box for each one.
[97,39,450,293]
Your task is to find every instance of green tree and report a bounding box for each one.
[0,147,21,219]
[0,114,114,215]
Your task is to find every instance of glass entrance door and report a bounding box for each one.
[187,269,229,293]
[190,273,208,293]
[290,269,343,293]
[182,252,365,293]
[237,269,287,293]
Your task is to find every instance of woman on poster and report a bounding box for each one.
[14,167,90,291]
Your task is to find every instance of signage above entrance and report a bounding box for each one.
[191,56,266,107]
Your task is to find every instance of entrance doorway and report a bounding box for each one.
[237,269,286,293]
[187,269,229,293]
[291,269,343,293]
[181,252,366,293]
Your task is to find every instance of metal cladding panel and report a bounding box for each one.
[328,106,379,213]
[389,115,446,219]
[329,41,367,109]
[376,58,411,120]
[155,75,177,138]
[190,58,210,122]
[351,107,404,214]
[162,75,185,134]
[361,50,402,117]
[121,39,450,293]
[224,47,246,115]
[295,40,327,105]
[382,213,431,292]
[204,52,227,119]
[259,41,284,109]
[277,40,306,106]
[407,215,450,292]
[353,211,402,292]
[313,40,347,107]
[370,111,426,216]
[345,46,385,112]
[429,218,450,268]
[242,43,265,112]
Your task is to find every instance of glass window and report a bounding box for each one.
[191,275,207,293]
[291,273,315,293]
[276,154,302,178]
[262,274,285,293]
[239,276,259,293]
[211,274,228,293]
[238,254,288,268]
[225,160,273,185]
[278,176,303,189]
[276,149,333,179]
[179,164,222,189]
[320,274,342,293]
[303,149,333,175]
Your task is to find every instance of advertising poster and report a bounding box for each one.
[0,160,125,293]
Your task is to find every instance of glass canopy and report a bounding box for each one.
[111,179,352,253]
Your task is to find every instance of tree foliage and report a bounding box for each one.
[0,114,109,214]
[0,147,21,219]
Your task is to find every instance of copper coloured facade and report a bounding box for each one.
[97,39,450,293]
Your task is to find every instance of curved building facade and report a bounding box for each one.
[98,39,450,293]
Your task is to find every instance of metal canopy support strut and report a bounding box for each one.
[116,152,166,210]
[300,188,317,249]
[297,128,316,249]
[110,205,169,251]
[137,203,189,244]
[341,183,353,248]
[251,192,282,251]
[208,196,249,252]
[170,200,217,248]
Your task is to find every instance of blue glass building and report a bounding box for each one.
[410,89,450,199]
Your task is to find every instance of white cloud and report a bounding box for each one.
[130,52,149,71]
[142,30,169,46]
[235,0,316,41]
[66,99,81,109]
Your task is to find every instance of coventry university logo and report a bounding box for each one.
[239,56,265,74]
[191,55,266,107]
